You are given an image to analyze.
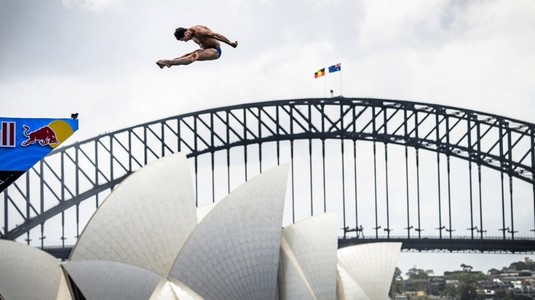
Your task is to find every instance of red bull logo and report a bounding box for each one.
[21,125,59,147]
[0,117,78,192]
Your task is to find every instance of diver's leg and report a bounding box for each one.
[194,49,219,61]
[156,49,219,68]
[156,56,193,68]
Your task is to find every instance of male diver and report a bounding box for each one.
[156,25,238,68]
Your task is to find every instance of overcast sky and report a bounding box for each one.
[1,0,535,275]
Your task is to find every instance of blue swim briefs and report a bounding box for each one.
[215,47,222,58]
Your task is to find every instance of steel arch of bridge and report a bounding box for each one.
[1,98,535,253]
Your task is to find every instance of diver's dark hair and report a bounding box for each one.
[174,27,187,40]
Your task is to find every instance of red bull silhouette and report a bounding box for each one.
[21,125,58,146]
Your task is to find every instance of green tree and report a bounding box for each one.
[406,267,434,280]
[390,267,404,297]
[461,263,473,272]
[487,268,501,276]
[440,282,458,299]
[445,271,487,281]
[509,257,535,271]
[459,282,477,300]
[394,267,403,280]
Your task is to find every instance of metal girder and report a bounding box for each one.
[43,237,535,260]
[1,98,534,249]
[339,237,535,253]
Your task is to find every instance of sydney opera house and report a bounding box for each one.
[0,153,401,300]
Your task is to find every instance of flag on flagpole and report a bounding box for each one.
[314,68,325,78]
[328,63,341,73]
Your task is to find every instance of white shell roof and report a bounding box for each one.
[63,260,163,300]
[0,240,72,300]
[169,164,289,300]
[196,202,217,223]
[70,153,197,277]
[0,150,408,300]
[337,242,402,300]
[150,281,180,300]
[278,237,316,299]
[336,263,368,300]
[280,213,338,299]
[162,278,204,300]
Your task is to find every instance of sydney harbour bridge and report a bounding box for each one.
[1,97,534,259]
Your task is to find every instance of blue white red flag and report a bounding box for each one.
[328,63,341,73]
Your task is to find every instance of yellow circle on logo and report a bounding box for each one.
[48,120,74,149]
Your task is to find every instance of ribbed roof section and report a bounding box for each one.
[63,260,162,300]
[280,213,338,299]
[0,239,72,300]
[70,153,197,277]
[337,242,402,300]
[170,164,289,300]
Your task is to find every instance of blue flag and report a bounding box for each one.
[328,63,341,73]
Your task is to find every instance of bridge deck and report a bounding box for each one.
[339,237,535,253]
[41,237,535,261]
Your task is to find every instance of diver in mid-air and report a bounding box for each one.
[156,25,238,69]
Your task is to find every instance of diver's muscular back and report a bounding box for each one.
[190,25,221,49]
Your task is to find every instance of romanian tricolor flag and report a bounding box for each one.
[314,68,325,78]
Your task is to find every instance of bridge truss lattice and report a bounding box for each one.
[1,98,534,254]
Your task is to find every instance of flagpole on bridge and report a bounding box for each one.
[314,67,327,97]
[339,66,343,96]
[327,63,342,97]
[324,74,327,98]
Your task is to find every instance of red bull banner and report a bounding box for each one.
[0,117,79,192]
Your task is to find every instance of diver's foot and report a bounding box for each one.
[156,60,167,69]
